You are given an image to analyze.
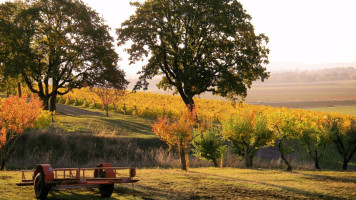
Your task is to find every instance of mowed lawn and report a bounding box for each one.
[1,168,355,200]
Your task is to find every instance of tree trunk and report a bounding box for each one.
[17,82,22,97]
[244,151,253,168]
[49,93,57,112]
[41,95,50,110]
[333,136,356,171]
[0,156,6,171]
[278,139,292,171]
[315,157,321,170]
[179,148,189,171]
[0,148,6,171]
[342,159,348,170]
[311,150,321,170]
[105,105,109,117]
[212,158,219,167]
[0,137,17,171]
[179,93,195,113]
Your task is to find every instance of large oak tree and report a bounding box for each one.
[117,0,270,110]
[0,1,25,97]
[0,0,126,111]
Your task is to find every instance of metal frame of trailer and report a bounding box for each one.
[16,163,138,199]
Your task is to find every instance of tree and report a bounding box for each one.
[0,1,25,97]
[299,112,330,170]
[90,68,129,117]
[152,109,198,171]
[221,110,274,168]
[0,76,17,97]
[192,125,227,167]
[269,109,301,171]
[117,0,269,111]
[330,115,356,170]
[0,0,126,111]
[0,95,42,170]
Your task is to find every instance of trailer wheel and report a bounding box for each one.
[99,184,114,197]
[34,172,49,200]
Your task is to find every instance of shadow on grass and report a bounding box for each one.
[188,171,347,200]
[100,117,153,136]
[48,189,117,200]
[116,184,186,200]
[46,185,182,200]
[56,104,104,116]
[293,171,356,184]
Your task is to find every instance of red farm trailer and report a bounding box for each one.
[16,163,138,199]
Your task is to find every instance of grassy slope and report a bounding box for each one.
[2,168,356,200]
[56,109,157,139]
[308,106,356,115]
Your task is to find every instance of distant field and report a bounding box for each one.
[308,106,356,115]
[2,168,356,200]
[192,80,356,103]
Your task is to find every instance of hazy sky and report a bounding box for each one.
[2,0,356,76]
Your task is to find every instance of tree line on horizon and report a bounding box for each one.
[263,67,356,84]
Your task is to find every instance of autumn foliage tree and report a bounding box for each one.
[221,110,274,168]
[269,109,301,171]
[330,116,356,170]
[90,68,129,117]
[0,95,42,170]
[299,113,331,170]
[152,109,198,171]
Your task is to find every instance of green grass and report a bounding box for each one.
[1,168,356,200]
[307,106,356,115]
[56,110,157,139]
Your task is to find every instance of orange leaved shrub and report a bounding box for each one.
[0,95,42,170]
[152,109,198,171]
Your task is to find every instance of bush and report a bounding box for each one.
[33,110,53,129]
[192,126,227,167]
[0,95,42,170]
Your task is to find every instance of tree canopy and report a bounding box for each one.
[0,0,127,111]
[117,0,269,110]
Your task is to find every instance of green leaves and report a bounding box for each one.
[0,0,126,111]
[117,0,269,108]
[192,126,227,167]
[221,110,274,167]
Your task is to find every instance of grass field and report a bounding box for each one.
[56,109,156,139]
[308,106,356,115]
[1,168,356,200]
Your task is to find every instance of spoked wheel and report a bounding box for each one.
[99,184,114,197]
[34,172,50,200]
